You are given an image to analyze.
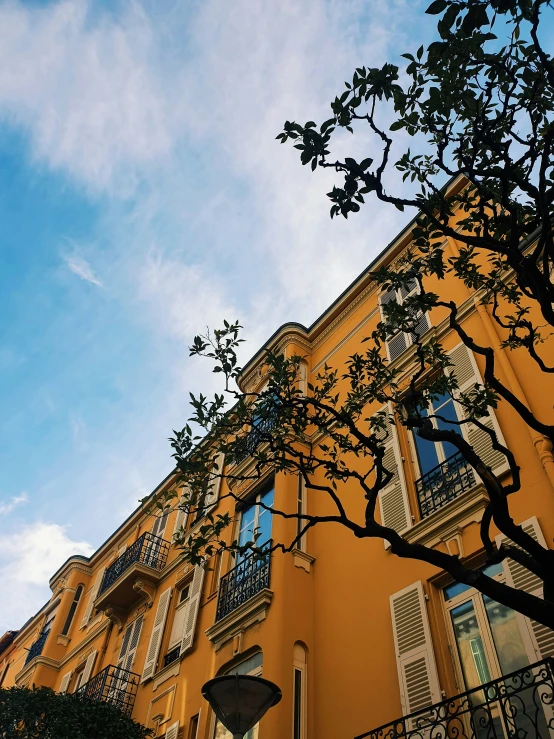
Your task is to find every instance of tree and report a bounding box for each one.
[0,686,152,739]
[162,0,554,631]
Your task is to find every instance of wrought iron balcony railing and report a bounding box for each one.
[163,645,181,668]
[76,664,139,717]
[355,658,554,739]
[215,541,272,621]
[99,532,170,595]
[24,630,49,665]
[415,452,475,518]
[234,415,277,463]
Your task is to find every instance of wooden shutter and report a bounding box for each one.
[81,650,97,685]
[180,566,205,655]
[80,567,105,629]
[447,343,509,476]
[375,407,412,547]
[152,509,170,539]
[390,582,441,716]
[141,587,172,682]
[173,486,190,541]
[379,284,431,363]
[124,617,143,671]
[58,670,72,693]
[165,721,179,739]
[495,516,554,659]
[204,453,224,512]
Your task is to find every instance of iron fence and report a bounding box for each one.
[76,664,139,717]
[416,452,475,518]
[234,415,277,463]
[163,646,181,668]
[24,631,49,665]
[355,658,554,739]
[99,531,170,595]
[215,541,272,621]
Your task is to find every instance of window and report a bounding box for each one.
[61,585,84,636]
[72,664,86,693]
[292,643,307,739]
[443,565,550,739]
[237,483,274,558]
[214,653,263,739]
[167,584,191,654]
[412,391,464,477]
[379,279,431,362]
[188,714,200,739]
[295,477,306,551]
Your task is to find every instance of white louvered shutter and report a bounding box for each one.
[496,517,554,660]
[375,407,412,547]
[401,279,431,342]
[123,616,143,671]
[165,721,180,739]
[180,566,205,655]
[141,587,173,682]
[379,288,409,362]
[204,453,224,512]
[173,486,190,542]
[81,650,97,685]
[58,670,72,693]
[447,343,509,477]
[80,567,106,629]
[390,582,441,716]
[152,508,170,539]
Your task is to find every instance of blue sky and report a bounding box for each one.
[0,0,505,631]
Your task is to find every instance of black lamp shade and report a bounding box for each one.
[202,675,282,737]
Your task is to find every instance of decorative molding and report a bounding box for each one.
[57,620,110,669]
[205,589,273,652]
[133,579,156,608]
[404,485,489,549]
[152,660,181,692]
[311,305,380,374]
[146,684,177,729]
[292,549,315,573]
[49,561,92,592]
[56,634,71,647]
[104,606,125,633]
[15,656,59,687]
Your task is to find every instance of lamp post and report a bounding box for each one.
[201,674,282,739]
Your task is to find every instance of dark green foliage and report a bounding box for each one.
[0,686,152,739]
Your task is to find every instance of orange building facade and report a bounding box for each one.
[2,189,554,739]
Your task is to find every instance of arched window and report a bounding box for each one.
[214,652,263,739]
[61,585,84,636]
[293,643,307,739]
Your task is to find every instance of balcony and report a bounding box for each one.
[355,659,554,739]
[95,532,170,611]
[415,452,475,519]
[234,415,277,464]
[215,543,272,622]
[76,664,139,717]
[24,631,49,665]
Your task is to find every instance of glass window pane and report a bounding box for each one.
[483,596,530,674]
[444,564,503,602]
[238,506,256,548]
[435,397,462,459]
[256,487,274,546]
[414,434,440,475]
[451,600,492,690]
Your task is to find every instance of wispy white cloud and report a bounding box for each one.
[63,254,103,287]
[0,493,28,516]
[0,522,93,631]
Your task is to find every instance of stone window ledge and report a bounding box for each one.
[205,589,273,652]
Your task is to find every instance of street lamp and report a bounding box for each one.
[201,674,282,739]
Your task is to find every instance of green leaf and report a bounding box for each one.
[426,0,447,14]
